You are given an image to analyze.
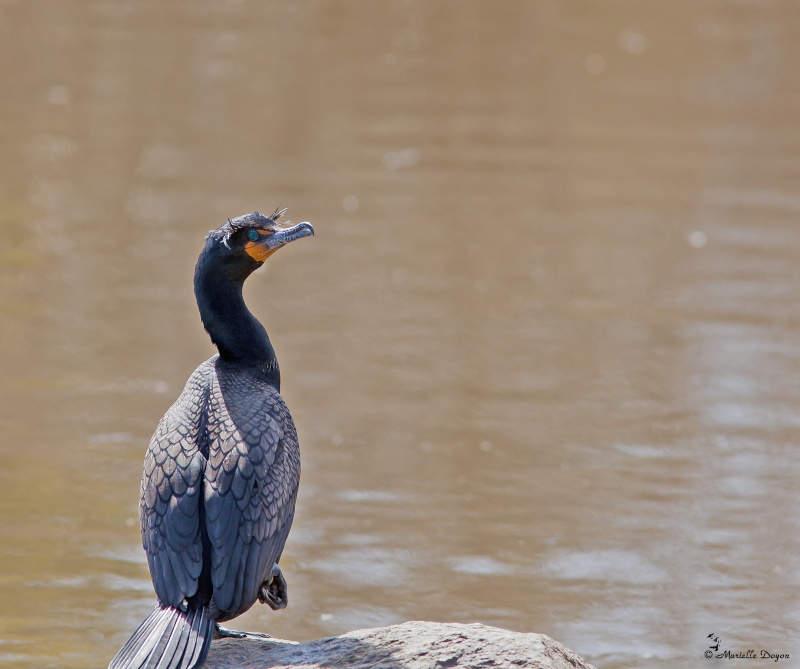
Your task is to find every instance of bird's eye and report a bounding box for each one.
[247,230,260,242]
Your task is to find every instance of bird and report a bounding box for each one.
[109,208,314,669]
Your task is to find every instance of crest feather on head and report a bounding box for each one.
[207,206,289,245]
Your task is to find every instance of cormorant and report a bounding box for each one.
[109,208,313,669]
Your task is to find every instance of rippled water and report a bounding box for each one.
[1,2,800,667]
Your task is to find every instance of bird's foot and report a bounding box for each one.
[258,563,288,611]
[214,624,272,639]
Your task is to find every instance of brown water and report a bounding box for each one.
[1,1,800,667]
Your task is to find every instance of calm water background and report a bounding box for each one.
[1,2,800,667]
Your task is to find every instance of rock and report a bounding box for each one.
[205,620,596,669]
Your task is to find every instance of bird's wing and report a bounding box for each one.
[204,376,300,617]
[140,368,209,608]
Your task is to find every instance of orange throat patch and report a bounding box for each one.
[245,240,276,262]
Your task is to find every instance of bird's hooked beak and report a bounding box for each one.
[245,222,314,263]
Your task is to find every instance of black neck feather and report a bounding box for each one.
[193,258,281,391]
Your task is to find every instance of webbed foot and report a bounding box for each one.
[214,624,272,639]
[258,563,288,610]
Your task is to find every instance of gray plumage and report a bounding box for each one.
[141,357,299,619]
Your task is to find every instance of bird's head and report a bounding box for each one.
[200,207,314,282]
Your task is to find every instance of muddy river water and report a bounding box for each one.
[1,2,799,667]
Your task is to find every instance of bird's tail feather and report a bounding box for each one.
[109,605,213,669]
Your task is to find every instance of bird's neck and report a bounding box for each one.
[194,271,281,390]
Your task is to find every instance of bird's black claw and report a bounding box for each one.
[258,563,288,610]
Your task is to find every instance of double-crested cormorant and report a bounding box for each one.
[109,209,313,669]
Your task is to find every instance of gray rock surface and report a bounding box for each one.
[205,620,596,669]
